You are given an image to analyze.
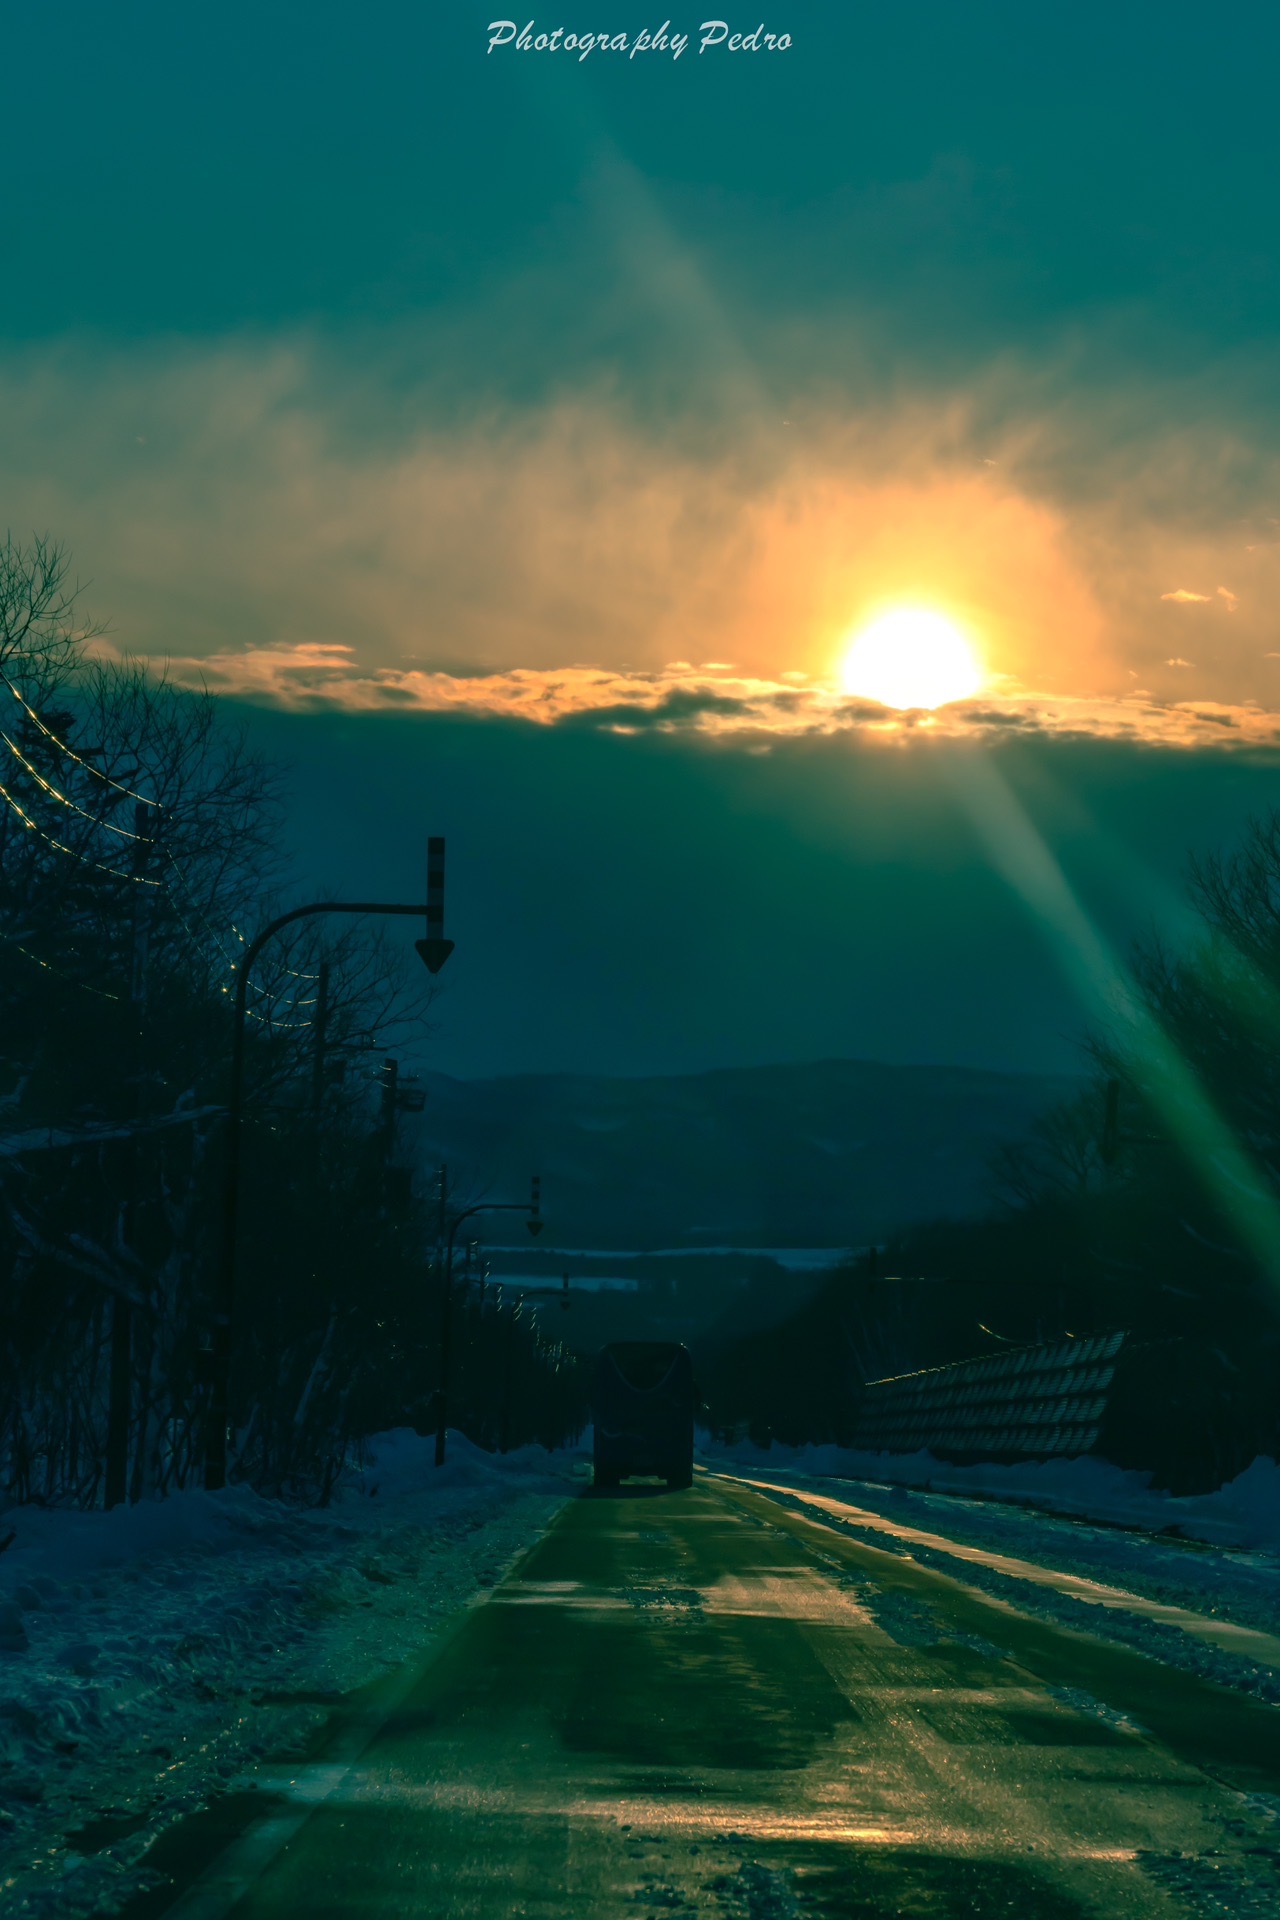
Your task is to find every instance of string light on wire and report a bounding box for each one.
[1,671,322,1021]
[0,670,157,806]
[0,780,161,885]
[163,849,317,993]
[5,936,121,1001]
[1,729,145,837]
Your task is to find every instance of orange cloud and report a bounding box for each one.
[142,639,1280,751]
[7,334,1280,729]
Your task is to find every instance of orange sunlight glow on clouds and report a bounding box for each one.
[7,337,1280,749]
[113,645,1276,750]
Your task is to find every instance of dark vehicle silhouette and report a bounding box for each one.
[593,1341,695,1489]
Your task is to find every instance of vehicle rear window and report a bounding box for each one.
[605,1343,684,1391]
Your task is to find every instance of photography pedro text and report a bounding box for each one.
[487,20,792,60]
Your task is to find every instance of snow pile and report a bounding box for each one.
[0,1431,583,1919]
[703,1442,1280,1703]
[698,1436,1280,1550]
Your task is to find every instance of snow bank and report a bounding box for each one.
[703,1439,1280,1709]
[698,1436,1280,1551]
[352,1427,571,1498]
[0,1431,584,1919]
[0,1429,572,1588]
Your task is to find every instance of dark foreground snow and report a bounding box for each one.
[0,1431,581,1919]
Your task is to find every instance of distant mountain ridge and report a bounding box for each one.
[410,1059,1079,1250]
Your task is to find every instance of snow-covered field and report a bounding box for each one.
[703,1440,1280,1706]
[0,1431,582,1920]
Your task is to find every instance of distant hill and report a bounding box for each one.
[409,1059,1079,1250]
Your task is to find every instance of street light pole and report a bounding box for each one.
[435,1177,541,1468]
[204,840,453,1492]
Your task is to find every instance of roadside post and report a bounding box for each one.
[435,1175,542,1467]
[204,838,453,1492]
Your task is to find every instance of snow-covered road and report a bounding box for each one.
[4,1437,1278,1918]
[121,1474,1280,1920]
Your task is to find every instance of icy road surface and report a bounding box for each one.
[125,1472,1280,1920]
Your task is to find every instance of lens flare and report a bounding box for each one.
[838,608,983,711]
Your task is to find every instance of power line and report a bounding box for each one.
[0,786,311,1023]
[0,670,156,806]
[0,728,145,837]
[0,780,161,885]
[2,677,319,986]
[163,849,241,975]
[2,936,121,1001]
[0,681,325,1020]
[162,851,318,987]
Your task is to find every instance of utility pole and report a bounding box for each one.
[377,1056,424,1212]
[436,1163,448,1262]
[205,863,453,1492]
[433,1163,448,1435]
[435,1177,542,1466]
[308,960,331,1186]
[310,961,331,1119]
[106,802,151,1510]
[500,1291,519,1455]
[380,1056,399,1164]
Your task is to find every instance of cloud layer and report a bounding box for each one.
[116,642,1275,751]
[5,330,1280,748]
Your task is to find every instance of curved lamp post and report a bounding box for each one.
[436,1178,541,1468]
[204,840,453,1491]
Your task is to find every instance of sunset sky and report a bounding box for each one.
[6,2,1280,1074]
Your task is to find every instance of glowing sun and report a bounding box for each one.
[838,607,983,710]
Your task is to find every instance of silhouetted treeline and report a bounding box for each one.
[0,538,585,1507]
[701,816,1280,1488]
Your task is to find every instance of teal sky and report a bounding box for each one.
[5,2,1278,367]
[251,711,1279,1080]
[6,3,1280,1076]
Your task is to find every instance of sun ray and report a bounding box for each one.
[951,752,1280,1296]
